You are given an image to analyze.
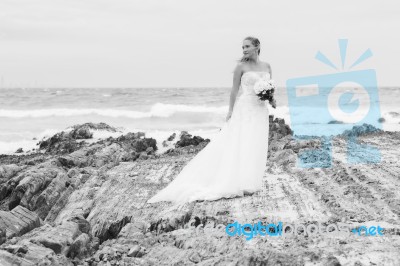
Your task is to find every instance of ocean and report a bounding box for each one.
[1,87,399,155]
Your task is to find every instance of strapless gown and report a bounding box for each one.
[147,71,270,203]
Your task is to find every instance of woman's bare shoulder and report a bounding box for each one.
[260,61,271,69]
[236,61,246,69]
[233,62,245,74]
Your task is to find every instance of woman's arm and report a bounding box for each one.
[267,63,276,108]
[226,64,242,121]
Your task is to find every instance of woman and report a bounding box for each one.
[147,36,272,204]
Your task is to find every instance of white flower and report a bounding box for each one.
[268,79,276,88]
[254,78,276,97]
[254,80,268,94]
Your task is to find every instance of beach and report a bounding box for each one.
[0,117,399,265]
[1,87,400,155]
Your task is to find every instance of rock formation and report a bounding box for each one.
[0,119,399,265]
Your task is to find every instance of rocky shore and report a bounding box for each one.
[1,117,400,265]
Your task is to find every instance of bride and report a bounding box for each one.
[147,36,273,204]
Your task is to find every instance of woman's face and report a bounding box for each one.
[242,40,257,58]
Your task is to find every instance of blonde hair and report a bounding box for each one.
[238,36,260,62]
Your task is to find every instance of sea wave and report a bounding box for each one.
[0,103,229,119]
[0,139,39,155]
[0,126,223,155]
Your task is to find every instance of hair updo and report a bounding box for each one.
[239,36,260,62]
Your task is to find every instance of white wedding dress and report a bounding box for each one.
[147,71,270,204]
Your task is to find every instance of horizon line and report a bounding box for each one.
[0,86,399,90]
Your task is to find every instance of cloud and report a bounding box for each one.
[0,0,399,87]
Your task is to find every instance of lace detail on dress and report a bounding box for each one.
[234,71,270,123]
[240,71,271,96]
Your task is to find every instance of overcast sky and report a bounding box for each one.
[0,0,399,88]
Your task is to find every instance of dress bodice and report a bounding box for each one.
[240,71,271,96]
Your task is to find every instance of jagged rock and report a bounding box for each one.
[58,147,95,168]
[269,116,293,139]
[0,239,74,265]
[131,138,157,153]
[69,128,92,140]
[268,149,297,169]
[0,205,40,239]
[0,228,5,245]
[0,153,49,166]
[56,136,157,168]
[117,221,147,243]
[67,215,91,234]
[70,122,118,132]
[89,237,100,251]
[115,132,145,141]
[0,250,54,266]
[119,151,139,162]
[139,152,148,160]
[188,251,201,263]
[47,172,94,224]
[37,123,120,154]
[2,244,28,254]
[149,208,192,234]
[92,215,132,243]
[1,121,399,265]
[45,183,81,223]
[162,133,177,148]
[268,135,292,152]
[8,161,63,210]
[298,144,332,168]
[341,123,383,137]
[0,164,23,184]
[38,132,86,154]
[167,133,176,141]
[28,221,80,255]
[175,131,210,148]
[107,132,158,157]
[328,120,344,124]
[145,147,154,155]
[33,173,69,219]
[284,138,321,153]
[67,168,80,178]
[127,245,146,258]
[68,233,90,259]
[127,245,140,257]
[58,143,115,168]
[324,255,342,266]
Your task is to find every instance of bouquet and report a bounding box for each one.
[253,79,276,108]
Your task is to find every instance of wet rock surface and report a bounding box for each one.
[0,121,399,265]
[0,205,41,239]
[175,131,210,148]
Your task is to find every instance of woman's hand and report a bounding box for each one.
[226,111,232,121]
